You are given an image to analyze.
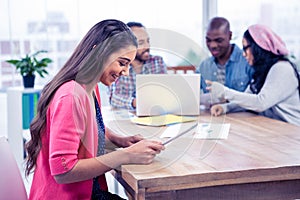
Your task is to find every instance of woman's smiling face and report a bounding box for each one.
[100,45,137,86]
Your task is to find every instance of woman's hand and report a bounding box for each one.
[205,80,213,92]
[210,104,224,116]
[122,140,165,165]
[205,80,227,102]
[106,127,144,148]
[118,134,144,147]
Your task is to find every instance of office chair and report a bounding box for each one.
[167,65,196,74]
[0,137,28,200]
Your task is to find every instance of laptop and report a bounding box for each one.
[136,74,200,116]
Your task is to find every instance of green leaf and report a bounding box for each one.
[5,50,53,78]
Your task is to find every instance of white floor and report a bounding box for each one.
[0,89,127,199]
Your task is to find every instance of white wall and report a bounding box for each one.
[0,93,7,138]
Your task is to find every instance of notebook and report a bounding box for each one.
[136,74,200,116]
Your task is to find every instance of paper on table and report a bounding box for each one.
[131,114,197,126]
[160,123,230,139]
[194,123,230,139]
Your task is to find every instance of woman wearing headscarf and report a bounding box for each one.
[208,24,300,126]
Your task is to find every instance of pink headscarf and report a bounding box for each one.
[248,24,289,56]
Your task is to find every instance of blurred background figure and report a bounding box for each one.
[209,24,300,126]
[108,22,167,110]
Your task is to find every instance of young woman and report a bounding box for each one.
[25,19,164,200]
[208,24,300,126]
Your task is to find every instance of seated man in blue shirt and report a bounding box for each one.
[108,22,167,109]
[196,17,253,106]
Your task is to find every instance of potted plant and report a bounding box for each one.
[6,50,53,88]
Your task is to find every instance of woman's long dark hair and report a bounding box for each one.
[244,30,300,96]
[25,19,137,176]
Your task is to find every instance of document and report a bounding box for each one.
[194,123,230,139]
[160,123,230,140]
[131,114,197,126]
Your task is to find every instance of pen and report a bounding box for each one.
[162,123,198,145]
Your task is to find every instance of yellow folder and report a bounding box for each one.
[131,114,197,126]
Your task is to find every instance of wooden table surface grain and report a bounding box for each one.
[103,107,300,200]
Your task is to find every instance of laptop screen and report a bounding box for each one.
[136,74,200,116]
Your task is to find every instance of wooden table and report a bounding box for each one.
[103,108,300,200]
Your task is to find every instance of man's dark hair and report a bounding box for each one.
[207,17,230,33]
[127,22,144,28]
